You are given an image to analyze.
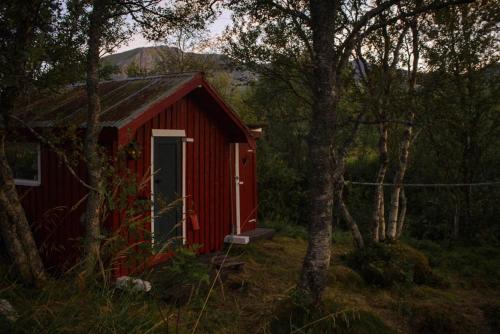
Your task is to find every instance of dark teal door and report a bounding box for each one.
[153,137,182,245]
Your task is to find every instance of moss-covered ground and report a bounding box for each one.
[1,227,499,333]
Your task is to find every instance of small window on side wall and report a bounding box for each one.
[6,142,41,186]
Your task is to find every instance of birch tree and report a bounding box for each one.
[355,13,410,243]
[79,0,219,276]
[413,0,500,238]
[225,0,472,303]
[386,11,421,241]
[0,0,63,286]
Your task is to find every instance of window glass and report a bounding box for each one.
[6,143,41,186]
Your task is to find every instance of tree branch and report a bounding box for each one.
[8,115,98,192]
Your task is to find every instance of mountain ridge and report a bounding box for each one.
[102,45,238,79]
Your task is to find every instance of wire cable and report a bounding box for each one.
[345,181,500,187]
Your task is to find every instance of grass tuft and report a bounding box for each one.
[269,293,394,334]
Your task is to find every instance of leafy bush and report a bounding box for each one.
[345,242,448,288]
[148,246,210,305]
[409,238,500,288]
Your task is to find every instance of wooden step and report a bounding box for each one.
[211,254,245,271]
[224,228,276,245]
[239,228,275,242]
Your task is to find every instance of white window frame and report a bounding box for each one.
[12,143,42,187]
[151,129,192,245]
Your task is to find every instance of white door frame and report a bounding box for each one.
[234,143,241,235]
[151,129,191,245]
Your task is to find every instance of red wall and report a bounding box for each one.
[16,92,256,273]
[17,131,116,270]
[121,93,235,255]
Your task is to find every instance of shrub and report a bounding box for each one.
[345,242,448,288]
[409,239,500,288]
[269,292,394,334]
[148,246,210,306]
[408,303,474,334]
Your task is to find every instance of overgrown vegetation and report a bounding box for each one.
[344,242,448,288]
[0,0,499,331]
[2,232,499,332]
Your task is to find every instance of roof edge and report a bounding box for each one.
[117,72,254,147]
[199,75,255,147]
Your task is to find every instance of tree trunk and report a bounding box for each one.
[82,0,106,276]
[396,188,407,238]
[0,2,47,285]
[372,122,389,242]
[378,194,386,241]
[298,0,337,304]
[0,133,47,285]
[453,200,460,239]
[0,210,33,283]
[336,176,364,249]
[387,17,420,241]
[387,114,414,241]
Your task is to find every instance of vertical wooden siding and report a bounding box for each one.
[124,94,233,255]
[17,135,116,270]
[17,92,255,273]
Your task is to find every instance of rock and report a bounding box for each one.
[0,299,19,322]
[116,276,152,292]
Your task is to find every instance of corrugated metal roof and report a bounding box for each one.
[15,73,198,128]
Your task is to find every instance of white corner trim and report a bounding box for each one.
[150,137,155,242]
[152,129,186,137]
[182,140,186,244]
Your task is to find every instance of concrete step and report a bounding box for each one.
[224,227,275,245]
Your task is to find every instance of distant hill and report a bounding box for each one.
[102,46,257,84]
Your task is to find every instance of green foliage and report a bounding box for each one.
[406,303,474,334]
[148,246,210,305]
[345,243,447,288]
[242,76,311,224]
[207,71,256,120]
[261,220,308,239]
[99,62,120,80]
[2,233,499,333]
[270,293,393,334]
[407,0,500,242]
[126,61,149,78]
[0,277,163,333]
[409,238,500,288]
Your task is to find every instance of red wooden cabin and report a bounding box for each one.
[9,72,267,274]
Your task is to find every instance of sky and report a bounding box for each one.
[115,11,233,54]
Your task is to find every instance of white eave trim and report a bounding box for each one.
[152,129,186,137]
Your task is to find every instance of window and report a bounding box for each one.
[6,142,41,186]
